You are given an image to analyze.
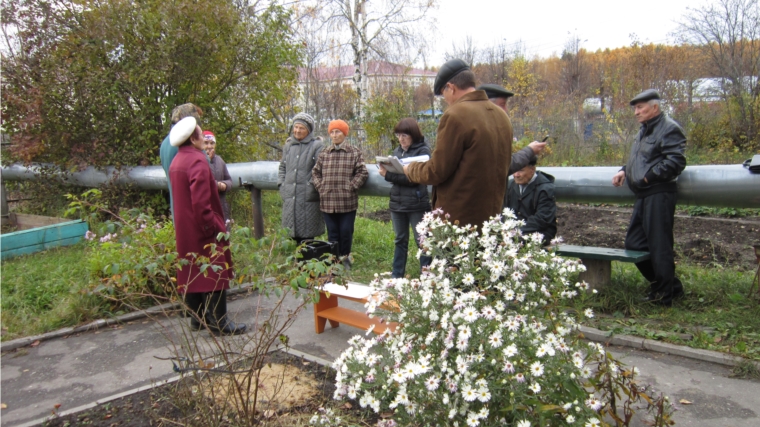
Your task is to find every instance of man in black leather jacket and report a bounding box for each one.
[612,89,686,306]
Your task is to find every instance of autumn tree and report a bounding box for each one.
[474,39,529,89]
[444,35,477,66]
[506,56,543,122]
[322,0,436,121]
[678,0,760,148]
[363,84,416,153]
[1,0,301,168]
[413,82,435,113]
[560,34,589,99]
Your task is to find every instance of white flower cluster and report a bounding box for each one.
[333,210,638,426]
[309,407,342,426]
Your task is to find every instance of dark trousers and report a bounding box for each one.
[391,210,433,278]
[624,192,684,303]
[322,211,357,257]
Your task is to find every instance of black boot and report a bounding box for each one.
[184,293,205,330]
[204,290,247,336]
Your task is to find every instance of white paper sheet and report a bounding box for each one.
[322,282,373,299]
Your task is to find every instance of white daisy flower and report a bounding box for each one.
[462,384,478,402]
[504,344,518,357]
[425,375,440,391]
[585,417,601,427]
[530,361,544,377]
[462,273,475,286]
[488,331,503,348]
[462,306,479,322]
[585,397,603,411]
[466,414,479,427]
[477,388,491,402]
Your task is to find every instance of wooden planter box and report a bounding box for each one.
[1,214,89,260]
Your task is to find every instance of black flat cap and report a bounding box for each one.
[477,83,514,99]
[630,89,661,105]
[434,59,470,95]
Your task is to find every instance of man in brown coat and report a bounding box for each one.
[404,59,513,228]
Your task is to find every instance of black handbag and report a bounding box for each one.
[299,240,338,261]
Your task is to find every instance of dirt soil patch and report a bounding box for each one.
[558,204,760,270]
[363,203,760,270]
[206,363,320,412]
[41,351,342,427]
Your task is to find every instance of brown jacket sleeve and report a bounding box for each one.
[406,114,466,185]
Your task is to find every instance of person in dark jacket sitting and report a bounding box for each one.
[504,156,557,246]
[378,118,433,278]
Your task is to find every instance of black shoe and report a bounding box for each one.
[342,257,352,271]
[184,293,205,331]
[204,290,247,336]
[641,289,683,307]
[659,288,685,307]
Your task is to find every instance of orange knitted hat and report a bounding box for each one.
[328,120,350,136]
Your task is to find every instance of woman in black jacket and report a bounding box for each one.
[378,118,432,278]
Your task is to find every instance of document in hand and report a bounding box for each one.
[375,155,430,174]
[750,154,760,173]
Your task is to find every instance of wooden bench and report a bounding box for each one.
[554,245,650,290]
[314,282,398,335]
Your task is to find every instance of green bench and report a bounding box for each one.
[554,245,650,290]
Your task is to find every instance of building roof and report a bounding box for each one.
[299,60,436,82]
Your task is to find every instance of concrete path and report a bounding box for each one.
[1,290,758,427]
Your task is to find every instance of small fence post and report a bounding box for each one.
[1,181,9,226]
[241,179,265,239]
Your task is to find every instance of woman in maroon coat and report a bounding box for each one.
[169,117,246,335]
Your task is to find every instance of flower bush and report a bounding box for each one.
[76,205,179,310]
[332,209,672,427]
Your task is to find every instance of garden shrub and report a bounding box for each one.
[81,206,178,310]
[331,209,672,427]
[67,189,332,313]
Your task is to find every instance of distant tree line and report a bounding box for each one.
[2,0,757,171]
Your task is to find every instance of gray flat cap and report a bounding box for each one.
[434,59,470,95]
[477,83,514,99]
[630,89,661,105]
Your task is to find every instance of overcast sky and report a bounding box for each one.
[428,0,699,64]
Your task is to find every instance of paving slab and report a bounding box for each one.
[2,291,759,427]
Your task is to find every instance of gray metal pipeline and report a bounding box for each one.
[2,162,759,208]
[540,165,760,208]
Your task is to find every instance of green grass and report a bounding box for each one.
[680,205,760,218]
[1,243,106,340]
[576,262,760,360]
